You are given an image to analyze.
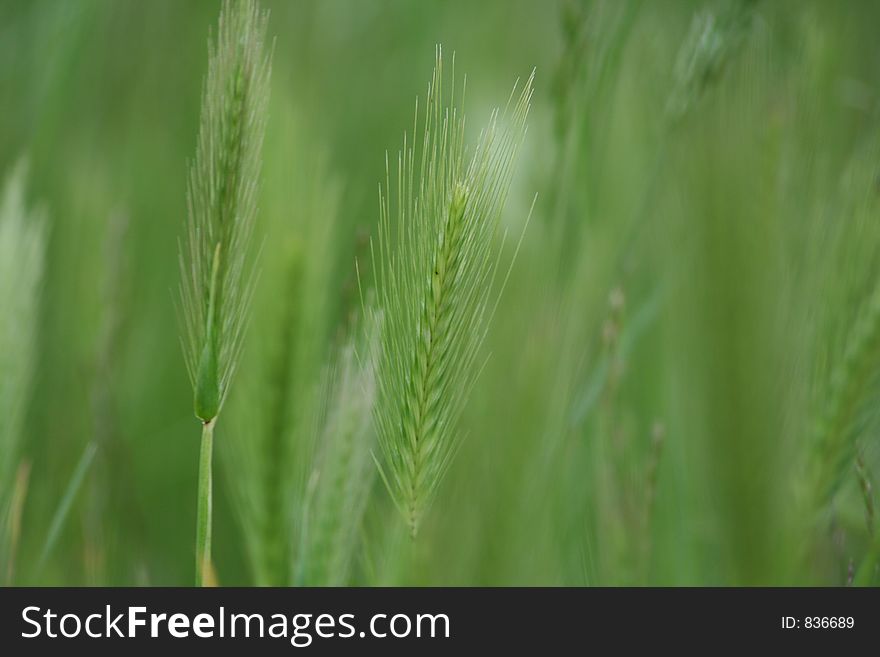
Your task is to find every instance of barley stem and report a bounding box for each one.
[195,419,215,587]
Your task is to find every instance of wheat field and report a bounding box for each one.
[1,0,880,586]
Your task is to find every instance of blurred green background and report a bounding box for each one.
[2,0,880,586]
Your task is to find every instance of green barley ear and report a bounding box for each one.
[0,163,46,575]
[297,310,380,585]
[665,0,758,124]
[810,282,880,508]
[804,136,880,519]
[194,242,222,421]
[179,0,271,424]
[371,48,533,538]
[178,0,272,586]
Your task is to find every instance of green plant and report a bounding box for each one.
[811,282,880,510]
[10,0,880,589]
[296,312,379,585]
[178,0,271,586]
[550,0,642,267]
[371,49,533,538]
[223,137,344,586]
[0,163,46,581]
[665,0,759,124]
[792,134,880,582]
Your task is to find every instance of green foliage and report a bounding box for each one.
[3,0,880,587]
[0,164,45,578]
